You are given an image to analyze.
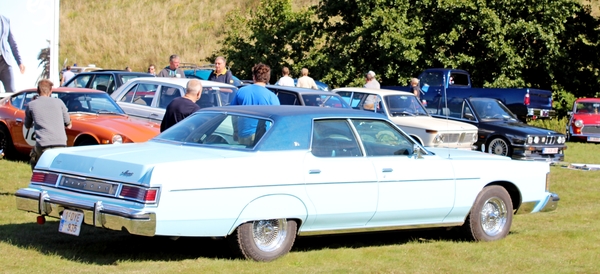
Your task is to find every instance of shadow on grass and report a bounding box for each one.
[0,220,475,264]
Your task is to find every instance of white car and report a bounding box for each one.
[15,106,558,262]
[110,77,238,122]
[334,87,478,149]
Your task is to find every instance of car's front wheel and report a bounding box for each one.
[487,137,511,157]
[229,219,297,262]
[462,185,513,241]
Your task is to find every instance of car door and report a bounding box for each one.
[302,119,378,230]
[350,119,456,227]
[9,92,51,151]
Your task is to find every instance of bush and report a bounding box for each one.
[528,117,568,133]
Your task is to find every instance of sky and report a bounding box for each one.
[0,0,58,92]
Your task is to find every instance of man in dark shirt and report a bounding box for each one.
[208,56,234,104]
[160,79,202,132]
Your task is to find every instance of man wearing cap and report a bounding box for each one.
[364,71,380,89]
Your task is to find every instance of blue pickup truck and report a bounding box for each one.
[383,68,555,122]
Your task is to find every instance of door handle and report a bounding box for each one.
[382,168,393,172]
[308,169,321,174]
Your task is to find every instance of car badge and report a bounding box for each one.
[120,170,134,177]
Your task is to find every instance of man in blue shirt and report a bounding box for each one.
[230,63,279,145]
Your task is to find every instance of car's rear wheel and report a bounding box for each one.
[462,185,513,241]
[487,137,511,157]
[0,125,16,159]
[229,218,297,262]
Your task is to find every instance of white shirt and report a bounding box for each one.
[62,70,75,85]
[297,76,318,89]
[276,76,295,87]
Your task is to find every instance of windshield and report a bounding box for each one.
[384,94,429,117]
[470,98,517,120]
[59,92,125,114]
[156,112,273,149]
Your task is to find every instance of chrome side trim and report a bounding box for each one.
[15,189,156,236]
[298,222,463,236]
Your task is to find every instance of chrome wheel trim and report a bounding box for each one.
[480,197,508,237]
[252,219,288,252]
[488,138,508,155]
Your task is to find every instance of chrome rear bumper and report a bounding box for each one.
[15,188,156,236]
[516,192,559,214]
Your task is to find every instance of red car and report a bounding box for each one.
[566,98,600,142]
[0,87,160,159]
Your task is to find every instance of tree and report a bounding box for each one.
[37,40,51,82]
[209,0,315,83]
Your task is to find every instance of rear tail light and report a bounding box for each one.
[524,92,530,106]
[31,172,59,186]
[119,185,159,203]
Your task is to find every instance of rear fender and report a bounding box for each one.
[229,194,307,235]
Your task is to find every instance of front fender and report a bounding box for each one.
[230,194,307,234]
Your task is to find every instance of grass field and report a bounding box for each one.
[0,142,599,273]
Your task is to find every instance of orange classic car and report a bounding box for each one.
[0,87,160,159]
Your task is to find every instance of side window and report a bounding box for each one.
[67,75,91,88]
[197,87,220,108]
[120,84,138,103]
[22,92,40,110]
[312,120,362,157]
[158,86,182,108]
[352,119,414,156]
[11,93,25,109]
[302,95,321,106]
[462,101,476,121]
[277,92,299,105]
[322,95,345,108]
[420,72,443,87]
[91,75,114,93]
[450,73,469,86]
[336,91,352,106]
[135,84,158,106]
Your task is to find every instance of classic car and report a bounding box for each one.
[266,85,349,108]
[0,88,160,159]
[16,106,559,262]
[566,98,600,142]
[429,97,567,162]
[63,70,154,95]
[110,77,238,123]
[334,87,478,149]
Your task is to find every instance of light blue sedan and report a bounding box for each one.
[15,105,559,262]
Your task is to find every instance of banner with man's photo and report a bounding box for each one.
[0,0,59,93]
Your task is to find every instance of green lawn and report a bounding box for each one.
[1,142,599,273]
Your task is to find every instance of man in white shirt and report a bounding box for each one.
[364,71,380,89]
[296,68,318,89]
[60,66,75,86]
[276,67,294,87]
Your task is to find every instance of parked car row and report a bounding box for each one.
[0,88,160,159]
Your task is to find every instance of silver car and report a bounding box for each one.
[110,77,238,122]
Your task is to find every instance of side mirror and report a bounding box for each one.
[413,144,424,159]
[464,113,475,121]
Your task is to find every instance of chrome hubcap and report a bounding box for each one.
[489,139,508,155]
[252,219,288,252]
[480,197,508,236]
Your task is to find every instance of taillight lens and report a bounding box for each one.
[31,172,59,186]
[524,92,530,106]
[119,185,159,203]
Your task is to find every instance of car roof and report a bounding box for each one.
[17,87,108,94]
[203,105,384,119]
[575,98,600,103]
[333,87,414,96]
[266,85,334,95]
[126,77,236,88]
[73,71,153,76]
